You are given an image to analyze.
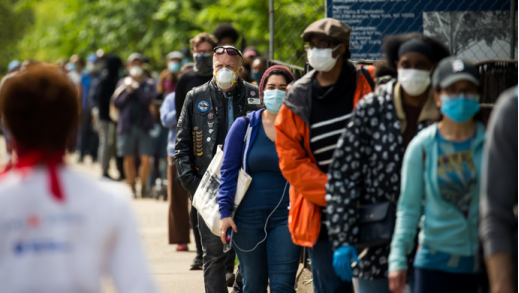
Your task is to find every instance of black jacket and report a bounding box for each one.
[326,80,438,279]
[174,78,261,196]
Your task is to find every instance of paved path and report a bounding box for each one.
[69,159,208,293]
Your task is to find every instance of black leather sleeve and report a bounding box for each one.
[174,91,202,196]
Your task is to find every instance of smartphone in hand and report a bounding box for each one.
[223,227,233,253]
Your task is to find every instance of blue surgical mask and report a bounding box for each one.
[263,89,286,114]
[168,61,180,73]
[440,94,480,123]
[251,71,264,84]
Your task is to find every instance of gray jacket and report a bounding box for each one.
[480,86,518,258]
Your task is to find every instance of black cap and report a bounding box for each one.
[433,57,480,88]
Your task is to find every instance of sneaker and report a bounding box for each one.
[226,272,235,287]
[190,256,203,270]
[176,244,188,251]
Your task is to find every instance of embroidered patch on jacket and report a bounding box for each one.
[197,100,210,113]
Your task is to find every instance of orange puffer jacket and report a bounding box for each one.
[275,63,374,247]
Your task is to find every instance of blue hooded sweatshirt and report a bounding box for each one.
[389,122,486,273]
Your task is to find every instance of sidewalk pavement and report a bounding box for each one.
[68,157,209,293]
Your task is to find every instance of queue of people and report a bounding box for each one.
[0,17,516,293]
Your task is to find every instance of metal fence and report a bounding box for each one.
[268,0,325,67]
[269,0,517,66]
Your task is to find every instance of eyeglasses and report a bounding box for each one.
[213,46,243,58]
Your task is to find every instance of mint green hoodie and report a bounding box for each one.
[388,122,486,272]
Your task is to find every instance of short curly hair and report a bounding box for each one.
[190,33,218,52]
[212,24,240,44]
[0,64,79,151]
[381,33,451,71]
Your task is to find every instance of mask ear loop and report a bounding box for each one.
[233,182,289,253]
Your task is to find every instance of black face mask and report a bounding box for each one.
[193,53,213,76]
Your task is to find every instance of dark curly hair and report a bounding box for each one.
[0,64,79,151]
[212,24,240,44]
[381,33,451,71]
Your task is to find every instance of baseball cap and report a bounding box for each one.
[167,51,184,60]
[86,53,98,63]
[8,60,21,72]
[433,57,480,88]
[127,52,145,63]
[301,18,351,44]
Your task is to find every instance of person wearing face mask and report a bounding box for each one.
[325,33,450,293]
[175,45,260,293]
[113,53,156,198]
[172,32,218,272]
[217,66,300,292]
[90,54,123,180]
[250,57,267,85]
[157,51,183,98]
[77,53,102,165]
[174,33,218,124]
[274,18,376,293]
[388,57,486,293]
[150,51,184,202]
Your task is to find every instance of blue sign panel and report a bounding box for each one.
[326,0,511,60]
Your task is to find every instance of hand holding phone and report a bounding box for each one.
[223,228,233,253]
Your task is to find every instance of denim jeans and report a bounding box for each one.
[233,209,301,293]
[197,214,239,293]
[308,240,353,293]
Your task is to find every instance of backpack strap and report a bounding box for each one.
[360,65,375,91]
[353,64,376,108]
[242,116,250,127]
[241,115,252,171]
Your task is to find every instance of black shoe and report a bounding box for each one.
[141,186,151,198]
[226,272,235,287]
[102,173,116,181]
[131,185,137,199]
[190,256,203,270]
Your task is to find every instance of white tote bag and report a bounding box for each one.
[192,145,252,236]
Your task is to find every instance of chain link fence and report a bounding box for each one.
[269,0,324,67]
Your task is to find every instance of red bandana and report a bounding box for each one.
[2,149,65,202]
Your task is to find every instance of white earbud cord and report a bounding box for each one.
[233,182,289,253]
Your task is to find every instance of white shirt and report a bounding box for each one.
[0,167,158,293]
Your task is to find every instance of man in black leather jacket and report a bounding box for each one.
[175,46,260,293]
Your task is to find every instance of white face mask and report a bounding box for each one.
[307,44,341,72]
[215,68,239,90]
[129,66,143,78]
[398,69,431,96]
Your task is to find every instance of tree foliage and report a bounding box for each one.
[0,0,33,75]
[423,11,513,55]
[0,0,324,74]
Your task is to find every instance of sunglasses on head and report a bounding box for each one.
[213,46,243,58]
